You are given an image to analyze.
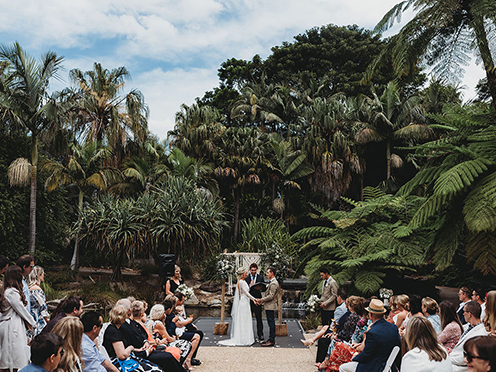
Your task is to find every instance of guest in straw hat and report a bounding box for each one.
[339,299,401,372]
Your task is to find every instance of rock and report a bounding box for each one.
[184,294,200,306]
[207,299,222,307]
[199,281,222,292]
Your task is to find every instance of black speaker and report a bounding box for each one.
[159,254,175,279]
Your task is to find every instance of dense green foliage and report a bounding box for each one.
[1,9,494,290]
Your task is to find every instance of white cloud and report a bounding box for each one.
[134,67,220,140]
[1,0,488,141]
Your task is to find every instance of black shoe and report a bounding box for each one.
[191,359,201,366]
[261,340,275,347]
[258,336,264,342]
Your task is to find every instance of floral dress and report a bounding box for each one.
[28,288,49,338]
[324,317,371,372]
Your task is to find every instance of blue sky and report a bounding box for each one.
[0,0,485,140]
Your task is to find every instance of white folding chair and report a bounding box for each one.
[382,345,400,372]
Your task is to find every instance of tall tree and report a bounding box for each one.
[70,63,149,160]
[366,0,496,110]
[1,43,64,255]
[42,141,118,270]
[356,82,432,183]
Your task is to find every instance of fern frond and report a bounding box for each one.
[292,226,336,240]
[397,165,450,196]
[409,194,447,229]
[466,231,496,275]
[363,186,386,200]
[433,159,491,197]
[354,270,386,295]
[463,171,496,232]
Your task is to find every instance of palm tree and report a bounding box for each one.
[170,103,224,160]
[365,0,496,110]
[356,82,432,183]
[270,138,314,219]
[1,43,64,255]
[70,63,149,160]
[214,127,272,240]
[43,141,119,270]
[298,96,363,208]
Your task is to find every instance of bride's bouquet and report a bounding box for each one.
[177,284,194,299]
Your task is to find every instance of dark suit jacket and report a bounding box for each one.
[119,319,149,358]
[353,318,400,372]
[245,273,265,298]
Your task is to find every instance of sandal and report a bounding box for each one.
[183,359,193,371]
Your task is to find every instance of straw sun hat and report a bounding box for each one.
[365,299,387,314]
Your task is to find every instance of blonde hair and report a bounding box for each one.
[110,305,128,325]
[422,297,439,315]
[28,266,44,288]
[174,265,181,280]
[51,316,84,372]
[150,304,165,321]
[132,300,145,319]
[396,294,410,311]
[165,295,178,309]
[404,316,447,362]
[484,290,496,331]
[389,295,398,311]
[236,267,247,280]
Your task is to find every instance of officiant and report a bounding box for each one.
[246,263,266,342]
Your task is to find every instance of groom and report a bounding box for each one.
[245,262,265,341]
[258,267,279,347]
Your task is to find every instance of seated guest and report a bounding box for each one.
[482,290,496,336]
[339,299,401,372]
[51,316,84,372]
[385,295,399,324]
[81,311,119,372]
[131,301,181,362]
[472,288,486,321]
[314,297,363,364]
[457,286,472,325]
[174,292,204,351]
[43,296,83,333]
[301,301,351,363]
[393,294,409,328]
[19,333,64,372]
[27,266,50,338]
[102,305,162,372]
[422,297,441,334]
[334,288,348,323]
[115,299,185,372]
[438,300,464,354]
[401,316,452,371]
[164,299,201,370]
[450,301,488,372]
[316,297,368,371]
[463,336,496,372]
[147,303,192,363]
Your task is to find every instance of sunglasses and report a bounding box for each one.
[464,351,487,362]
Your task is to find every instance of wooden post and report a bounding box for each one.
[275,284,287,336]
[214,278,229,335]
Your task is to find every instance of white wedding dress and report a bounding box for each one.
[218,279,255,346]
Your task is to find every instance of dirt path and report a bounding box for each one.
[193,344,317,372]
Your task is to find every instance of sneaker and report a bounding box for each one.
[191,359,202,366]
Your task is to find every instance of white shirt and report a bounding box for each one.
[401,347,452,372]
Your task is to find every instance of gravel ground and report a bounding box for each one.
[192,336,317,372]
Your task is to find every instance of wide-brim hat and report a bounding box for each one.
[365,299,387,314]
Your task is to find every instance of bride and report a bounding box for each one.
[218,267,257,346]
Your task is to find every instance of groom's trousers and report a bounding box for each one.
[266,310,276,342]
[250,301,264,339]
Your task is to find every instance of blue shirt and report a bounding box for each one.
[428,314,442,334]
[334,302,347,323]
[23,277,31,313]
[81,333,106,372]
[19,364,49,372]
